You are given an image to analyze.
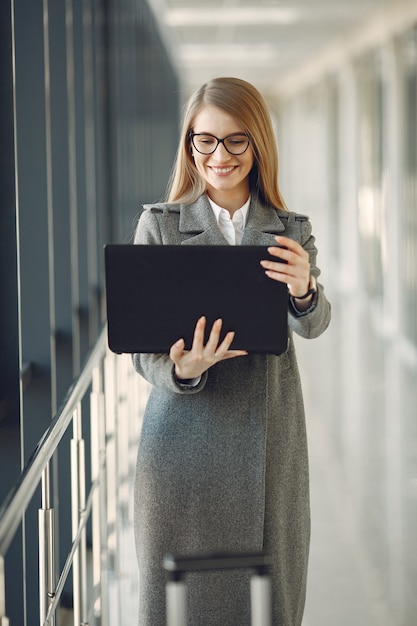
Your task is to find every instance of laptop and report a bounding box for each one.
[104,244,289,355]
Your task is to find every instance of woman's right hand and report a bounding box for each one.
[169,316,248,381]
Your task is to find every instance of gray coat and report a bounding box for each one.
[132,194,331,626]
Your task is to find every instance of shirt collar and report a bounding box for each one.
[207,195,251,224]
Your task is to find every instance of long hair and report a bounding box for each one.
[166,77,287,210]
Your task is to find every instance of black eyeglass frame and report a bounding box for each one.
[190,132,251,156]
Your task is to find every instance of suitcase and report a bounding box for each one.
[164,551,271,626]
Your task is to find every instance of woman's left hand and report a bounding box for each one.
[260,235,310,297]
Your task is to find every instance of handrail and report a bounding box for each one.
[0,325,149,626]
[0,326,107,557]
[44,472,98,624]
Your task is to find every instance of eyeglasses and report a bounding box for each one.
[190,132,250,155]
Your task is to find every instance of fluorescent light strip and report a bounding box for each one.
[164,7,300,27]
[179,44,285,64]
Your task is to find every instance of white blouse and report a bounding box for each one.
[207,196,250,245]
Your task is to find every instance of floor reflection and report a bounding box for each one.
[299,293,417,626]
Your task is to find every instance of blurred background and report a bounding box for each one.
[1,1,416,625]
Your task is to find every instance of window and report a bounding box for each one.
[356,52,387,302]
[399,27,417,346]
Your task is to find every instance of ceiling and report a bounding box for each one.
[146,0,387,102]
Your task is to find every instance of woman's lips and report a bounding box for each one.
[210,166,236,176]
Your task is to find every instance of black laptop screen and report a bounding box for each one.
[104,244,289,355]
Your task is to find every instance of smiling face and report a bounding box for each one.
[190,105,255,213]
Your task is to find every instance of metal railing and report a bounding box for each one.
[0,327,150,626]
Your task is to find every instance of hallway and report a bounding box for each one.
[1,0,416,624]
[59,295,417,626]
[60,291,416,626]
[74,293,417,626]
[299,292,417,625]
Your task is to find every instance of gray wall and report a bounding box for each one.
[0,0,179,622]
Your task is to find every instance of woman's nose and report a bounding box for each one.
[211,142,232,162]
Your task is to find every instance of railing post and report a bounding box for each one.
[104,350,121,622]
[115,356,133,626]
[71,403,88,626]
[104,350,118,569]
[0,330,151,626]
[90,361,108,626]
[0,329,109,626]
[0,556,10,626]
[116,357,129,529]
[39,463,55,626]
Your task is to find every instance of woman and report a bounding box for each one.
[133,77,331,625]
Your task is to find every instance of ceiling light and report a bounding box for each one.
[164,7,300,27]
[179,44,284,64]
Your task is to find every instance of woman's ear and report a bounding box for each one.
[186,148,196,166]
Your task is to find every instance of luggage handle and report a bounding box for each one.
[164,551,271,626]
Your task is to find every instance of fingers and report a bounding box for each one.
[264,235,308,265]
[189,316,228,356]
[191,315,208,352]
[201,317,244,358]
[170,316,247,380]
[214,330,248,360]
[205,317,223,353]
[260,235,310,296]
[189,317,235,355]
[169,337,185,362]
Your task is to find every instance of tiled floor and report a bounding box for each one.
[299,292,417,626]
[60,291,417,625]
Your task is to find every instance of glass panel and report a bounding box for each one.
[327,76,340,264]
[399,27,417,346]
[356,52,386,301]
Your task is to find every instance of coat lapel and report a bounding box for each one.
[241,196,286,246]
[179,194,286,246]
[179,195,229,246]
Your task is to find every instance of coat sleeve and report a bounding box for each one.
[134,208,162,245]
[132,208,209,393]
[132,352,208,394]
[288,218,331,339]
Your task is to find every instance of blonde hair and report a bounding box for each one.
[166,77,287,210]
